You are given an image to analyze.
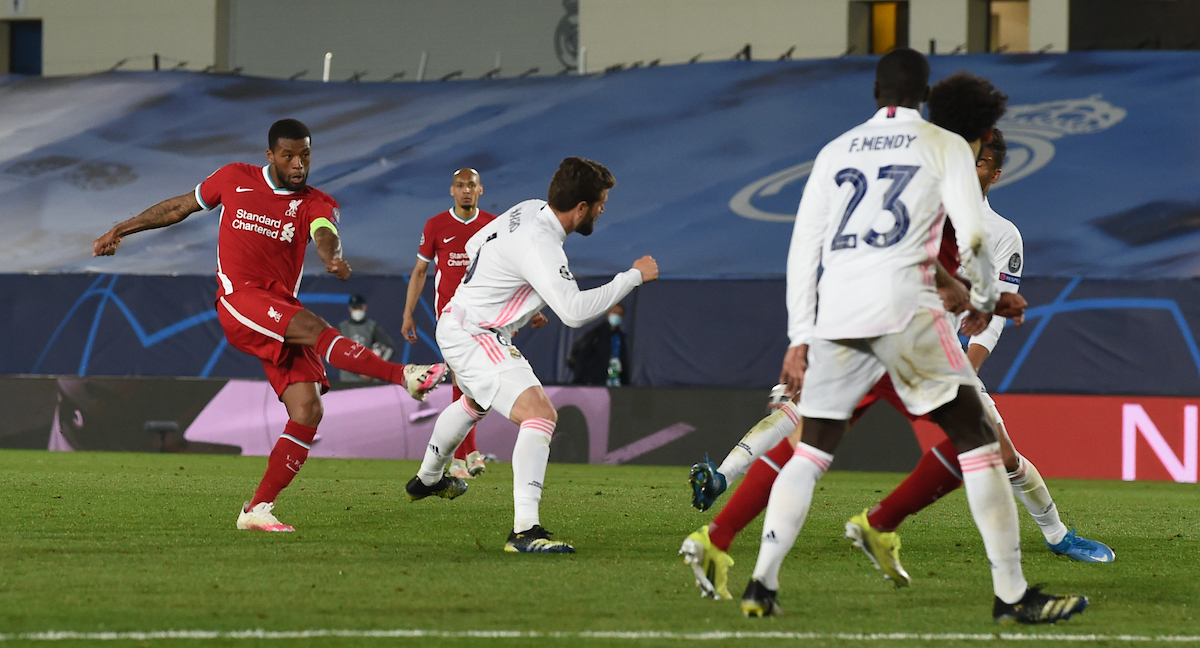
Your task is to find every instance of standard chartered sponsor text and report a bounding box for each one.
[233,208,284,240]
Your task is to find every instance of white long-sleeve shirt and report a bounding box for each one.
[966,196,1024,353]
[448,199,642,337]
[787,106,999,347]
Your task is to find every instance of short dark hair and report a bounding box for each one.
[268,119,311,150]
[927,71,1008,143]
[547,157,615,212]
[985,128,1007,170]
[875,48,930,104]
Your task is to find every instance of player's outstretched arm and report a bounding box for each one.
[314,227,351,280]
[93,192,202,257]
[523,249,648,329]
[401,258,430,343]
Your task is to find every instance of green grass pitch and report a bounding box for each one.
[0,449,1196,647]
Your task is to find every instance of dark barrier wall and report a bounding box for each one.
[0,376,934,475]
[6,273,1200,395]
[4,377,1193,482]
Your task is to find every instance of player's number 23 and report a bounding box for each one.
[830,165,920,251]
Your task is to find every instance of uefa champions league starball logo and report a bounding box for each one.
[729,96,1126,222]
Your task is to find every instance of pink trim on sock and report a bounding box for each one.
[781,404,800,426]
[520,417,555,437]
[793,443,832,473]
[459,397,485,421]
[959,450,1003,473]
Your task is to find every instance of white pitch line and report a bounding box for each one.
[0,630,1198,643]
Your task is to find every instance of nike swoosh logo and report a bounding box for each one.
[235,187,253,192]
[443,236,456,243]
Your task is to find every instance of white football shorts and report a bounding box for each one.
[436,312,541,419]
[799,308,978,420]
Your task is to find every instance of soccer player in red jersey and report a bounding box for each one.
[93,119,447,532]
[402,169,502,478]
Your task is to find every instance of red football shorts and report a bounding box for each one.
[216,288,328,398]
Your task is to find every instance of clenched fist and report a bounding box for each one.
[633,255,658,283]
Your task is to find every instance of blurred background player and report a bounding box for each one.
[568,303,630,386]
[93,118,446,532]
[403,168,497,479]
[739,50,1087,624]
[336,294,397,383]
[404,157,658,554]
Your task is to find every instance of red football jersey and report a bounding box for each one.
[195,163,339,299]
[938,217,960,276]
[417,208,497,313]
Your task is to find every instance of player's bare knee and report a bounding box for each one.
[290,399,323,427]
[933,387,995,451]
[1000,443,1020,472]
[799,418,845,454]
[282,385,324,427]
[525,399,557,424]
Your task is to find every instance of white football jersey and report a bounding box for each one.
[448,199,642,337]
[787,106,999,346]
[967,196,1024,353]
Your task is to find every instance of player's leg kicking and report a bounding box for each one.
[221,290,446,532]
[684,376,1113,598]
[742,311,1086,623]
[681,386,892,597]
[448,382,485,479]
[406,313,573,553]
[851,383,1114,567]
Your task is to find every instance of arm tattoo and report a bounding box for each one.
[118,194,197,236]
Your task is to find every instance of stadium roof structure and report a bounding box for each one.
[1,51,1198,279]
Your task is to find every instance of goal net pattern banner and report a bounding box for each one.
[1,51,1198,279]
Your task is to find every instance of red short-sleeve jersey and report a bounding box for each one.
[417,208,497,313]
[196,163,339,299]
[938,216,960,276]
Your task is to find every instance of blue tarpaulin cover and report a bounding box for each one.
[3,53,1199,391]
[3,52,1199,279]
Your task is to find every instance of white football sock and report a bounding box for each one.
[751,443,833,591]
[981,390,1069,546]
[959,442,1028,604]
[717,402,801,482]
[417,398,484,486]
[1008,454,1068,545]
[512,417,555,533]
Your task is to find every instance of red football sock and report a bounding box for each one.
[454,427,478,459]
[249,420,318,508]
[708,438,794,552]
[452,384,478,460]
[315,327,404,384]
[867,437,963,532]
